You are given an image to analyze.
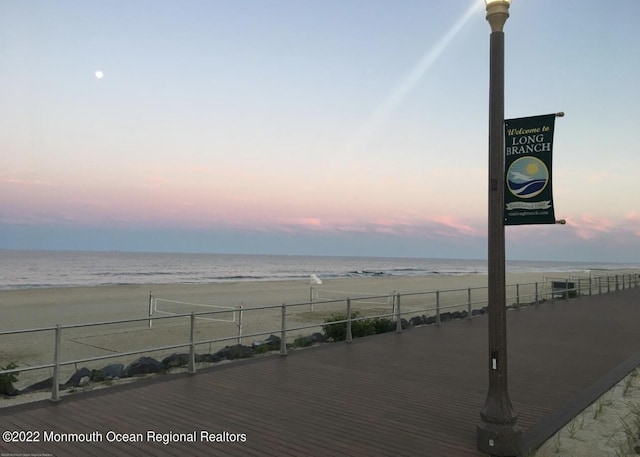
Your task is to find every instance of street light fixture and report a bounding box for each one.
[477,0,522,455]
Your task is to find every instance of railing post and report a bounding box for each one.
[148,293,154,329]
[237,304,244,344]
[615,275,619,291]
[577,278,581,299]
[607,276,611,293]
[435,290,441,326]
[589,277,592,296]
[51,324,61,402]
[516,284,520,309]
[188,313,196,374]
[391,292,396,317]
[565,279,569,301]
[598,277,602,294]
[346,298,353,342]
[395,293,402,333]
[535,282,539,305]
[280,303,287,355]
[467,287,472,319]
[310,287,314,312]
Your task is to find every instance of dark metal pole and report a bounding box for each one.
[477,1,521,455]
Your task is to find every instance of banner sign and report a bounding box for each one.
[504,114,556,225]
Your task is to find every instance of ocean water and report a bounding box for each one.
[0,249,637,290]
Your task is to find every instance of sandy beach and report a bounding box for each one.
[0,271,592,327]
[534,366,640,457]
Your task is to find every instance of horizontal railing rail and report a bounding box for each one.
[1,272,638,402]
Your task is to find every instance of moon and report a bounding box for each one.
[95,70,104,79]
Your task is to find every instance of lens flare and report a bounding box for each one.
[346,1,482,152]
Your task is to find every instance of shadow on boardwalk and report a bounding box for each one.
[2,288,639,456]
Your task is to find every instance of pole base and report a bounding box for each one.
[477,421,522,456]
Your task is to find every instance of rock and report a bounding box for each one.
[450,311,463,320]
[216,344,254,360]
[200,353,223,363]
[22,377,56,394]
[400,318,409,330]
[65,367,92,388]
[410,316,424,326]
[424,316,437,325]
[440,312,452,322]
[124,357,164,377]
[162,353,190,368]
[309,332,327,343]
[252,334,281,351]
[96,364,125,380]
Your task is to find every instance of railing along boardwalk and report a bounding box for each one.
[1,287,640,456]
[3,272,637,398]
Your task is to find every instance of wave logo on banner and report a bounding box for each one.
[506,156,549,199]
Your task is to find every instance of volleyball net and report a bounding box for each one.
[308,287,398,315]
[311,287,393,305]
[148,295,239,326]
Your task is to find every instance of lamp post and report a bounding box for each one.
[477,1,521,455]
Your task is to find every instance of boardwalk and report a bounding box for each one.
[1,287,639,456]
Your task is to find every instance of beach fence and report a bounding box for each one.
[1,271,639,402]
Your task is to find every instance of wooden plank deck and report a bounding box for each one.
[1,287,639,456]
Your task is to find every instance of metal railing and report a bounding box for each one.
[1,272,638,402]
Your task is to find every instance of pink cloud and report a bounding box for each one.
[624,210,640,236]
[0,171,56,188]
[565,214,614,240]
[431,215,479,237]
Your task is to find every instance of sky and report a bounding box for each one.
[1,0,639,263]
